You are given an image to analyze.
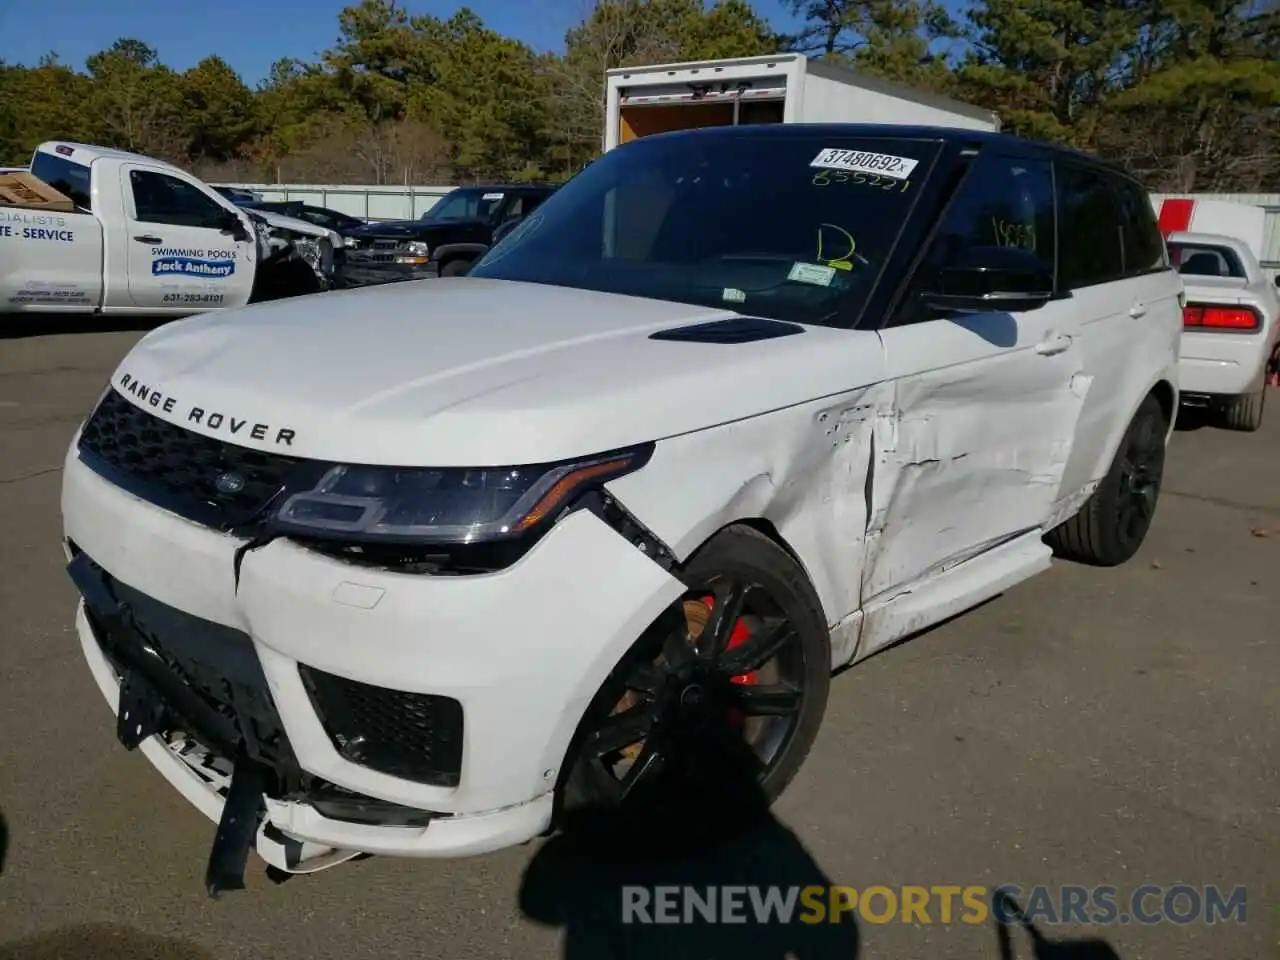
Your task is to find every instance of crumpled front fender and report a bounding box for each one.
[605,384,893,669]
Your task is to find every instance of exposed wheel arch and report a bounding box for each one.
[682,518,830,628]
[1149,379,1176,434]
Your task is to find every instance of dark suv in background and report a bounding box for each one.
[341,183,557,286]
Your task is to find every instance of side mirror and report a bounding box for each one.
[922,246,1057,313]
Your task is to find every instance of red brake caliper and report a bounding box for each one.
[700,595,759,729]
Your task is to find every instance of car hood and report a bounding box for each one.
[247,207,341,247]
[351,218,487,239]
[108,279,880,466]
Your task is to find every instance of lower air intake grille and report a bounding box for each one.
[299,665,465,788]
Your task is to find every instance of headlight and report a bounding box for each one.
[406,241,430,257]
[270,445,652,544]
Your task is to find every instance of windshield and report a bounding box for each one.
[1168,242,1246,279]
[423,188,506,223]
[468,132,942,326]
[301,208,362,230]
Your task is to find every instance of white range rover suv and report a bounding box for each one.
[61,124,1184,895]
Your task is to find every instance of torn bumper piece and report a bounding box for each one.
[66,549,558,893]
[70,551,325,895]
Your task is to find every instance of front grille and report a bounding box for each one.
[300,665,464,788]
[346,237,409,264]
[78,388,301,530]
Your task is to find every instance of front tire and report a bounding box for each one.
[559,525,831,848]
[1045,393,1168,567]
[439,258,471,277]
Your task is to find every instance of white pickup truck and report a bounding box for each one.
[1,142,342,317]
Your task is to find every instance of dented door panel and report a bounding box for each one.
[863,308,1089,606]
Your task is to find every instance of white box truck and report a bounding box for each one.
[603,53,999,151]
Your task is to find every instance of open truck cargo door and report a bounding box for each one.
[604,53,998,152]
[619,100,787,144]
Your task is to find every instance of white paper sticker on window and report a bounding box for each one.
[482,192,504,200]
[809,148,918,181]
[787,262,837,287]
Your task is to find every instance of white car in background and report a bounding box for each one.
[1167,230,1280,430]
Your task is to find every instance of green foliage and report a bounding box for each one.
[182,57,258,160]
[0,0,1276,191]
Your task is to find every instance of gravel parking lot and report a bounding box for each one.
[0,324,1277,960]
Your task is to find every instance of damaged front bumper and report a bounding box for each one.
[60,442,681,894]
[249,214,342,293]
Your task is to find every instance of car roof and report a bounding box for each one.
[1166,230,1252,251]
[629,123,1144,186]
[450,183,557,193]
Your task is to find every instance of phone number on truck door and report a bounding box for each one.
[162,293,225,304]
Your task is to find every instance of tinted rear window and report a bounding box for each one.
[469,133,943,326]
[30,151,92,210]
[1168,243,1246,278]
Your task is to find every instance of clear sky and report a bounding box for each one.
[0,0,813,85]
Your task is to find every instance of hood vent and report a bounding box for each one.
[649,317,805,344]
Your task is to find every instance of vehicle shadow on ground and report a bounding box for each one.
[0,315,170,341]
[0,924,214,960]
[994,893,1123,959]
[518,733,860,960]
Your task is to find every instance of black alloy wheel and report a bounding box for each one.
[1045,393,1168,567]
[1114,402,1166,551]
[560,526,831,848]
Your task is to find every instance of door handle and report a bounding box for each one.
[1129,301,1147,318]
[133,235,163,244]
[1035,333,1073,356]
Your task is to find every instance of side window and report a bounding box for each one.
[504,193,550,221]
[504,196,526,221]
[1057,164,1125,289]
[129,170,227,228]
[1113,176,1167,276]
[892,153,1056,326]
